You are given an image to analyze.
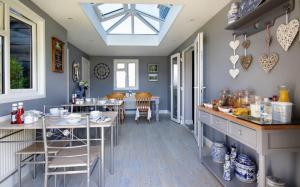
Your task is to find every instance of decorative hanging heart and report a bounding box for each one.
[276,19,300,51]
[230,55,239,65]
[229,40,240,50]
[240,55,253,70]
[259,53,279,73]
[229,68,239,79]
[242,40,251,49]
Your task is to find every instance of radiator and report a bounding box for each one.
[0,129,35,182]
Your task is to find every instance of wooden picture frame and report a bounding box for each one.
[148,64,158,73]
[52,37,65,73]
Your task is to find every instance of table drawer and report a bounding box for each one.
[199,111,211,125]
[228,122,257,149]
[210,116,228,132]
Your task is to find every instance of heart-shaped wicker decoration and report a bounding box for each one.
[229,68,239,79]
[242,40,251,49]
[230,55,239,65]
[229,40,240,50]
[276,19,299,51]
[259,53,279,73]
[240,55,253,70]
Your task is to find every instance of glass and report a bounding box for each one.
[0,36,3,94]
[278,85,289,102]
[172,57,178,118]
[116,71,126,88]
[97,4,124,16]
[117,63,125,69]
[136,4,160,18]
[110,16,131,34]
[134,16,156,35]
[128,63,136,87]
[0,1,4,30]
[141,15,160,30]
[101,15,124,31]
[10,16,33,89]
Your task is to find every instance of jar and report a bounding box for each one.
[278,85,289,102]
[211,142,227,163]
[266,176,286,187]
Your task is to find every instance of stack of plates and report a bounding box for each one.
[235,154,257,183]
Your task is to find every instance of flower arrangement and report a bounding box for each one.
[79,80,89,89]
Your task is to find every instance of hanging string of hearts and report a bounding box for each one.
[259,25,279,73]
[229,35,240,79]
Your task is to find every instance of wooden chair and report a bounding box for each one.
[107,92,125,123]
[42,115,100,187]
[135,92,152,123]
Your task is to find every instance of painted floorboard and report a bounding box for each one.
[13,115,221,187]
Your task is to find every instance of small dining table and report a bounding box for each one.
[0,111,117,187]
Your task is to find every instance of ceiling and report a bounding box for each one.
[31,0,230,56]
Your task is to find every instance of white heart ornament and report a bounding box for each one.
[229,68,239,79]
[276,19,299,51]
[230,55,239,65]
[229,40,240,50]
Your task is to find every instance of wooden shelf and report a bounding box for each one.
[202,156,257,187]
[225,0,295,36]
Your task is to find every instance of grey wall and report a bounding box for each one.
[89,56,169,110]
[170,1,300,186]
[0,0,69,116]
[68,43,89,100]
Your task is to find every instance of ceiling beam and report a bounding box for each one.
[106,13,131,33]
[136,10,165,23]
[135,13,159,34]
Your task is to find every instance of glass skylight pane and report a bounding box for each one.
[97,4,123,15]
[116,71,126,88]
[136,4,160,18]
[101,15,124,31]
[110,16,131,34]
[134,16,156,35]
[140,15,160,30]
[128,63,136,87]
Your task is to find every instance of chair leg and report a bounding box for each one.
[64,167,66,187]
[18,154,22,187]
[44,173,48,187]
[98,157,101,187]
[33,154,36,179]
[54,174,57,187]
[87,173,90,187]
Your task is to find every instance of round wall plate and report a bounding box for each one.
[94,63,110,80]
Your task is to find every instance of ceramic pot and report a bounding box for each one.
[235,154,257,183]
[211,142,227,163]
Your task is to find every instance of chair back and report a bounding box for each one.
[135,92,152,110]
[107,92,125,100]
[42,115,91,170]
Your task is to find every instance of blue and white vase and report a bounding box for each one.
[230,145,237,169]
[211,142,227,163]
[235,154,257,183]
[223,152,232,181]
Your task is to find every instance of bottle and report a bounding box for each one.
[16,102,24,124]
[11,104,18,124]
[263,98,272,123]
[72,94,76,104]
[278,85,289,102]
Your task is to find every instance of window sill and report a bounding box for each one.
[113,88,139,91]
[0,92,46,104]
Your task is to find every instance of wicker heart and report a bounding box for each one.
[276,19,299,51]
[229,68,239,79]
[229,40,240,50]
[259,53,279,73]
[240,55,253,70]
[242,40,251,49]
[230,55,239,65]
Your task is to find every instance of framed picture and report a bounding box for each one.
[148,64,158,73]
[52,37,65,73]
[148,74,158,82]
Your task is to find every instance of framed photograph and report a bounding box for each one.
[52,37,65,73]
[148,64,158,73]
[148,74,158,82]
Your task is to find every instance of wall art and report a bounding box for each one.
[94,63,110,80]
[52,37,65,73]
[148,64,158,73]
[148,74,158,81]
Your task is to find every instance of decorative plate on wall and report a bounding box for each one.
[94,63,110,80]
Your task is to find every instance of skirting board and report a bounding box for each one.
[125,110,169,115]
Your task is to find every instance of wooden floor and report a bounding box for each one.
[17,115,221,187]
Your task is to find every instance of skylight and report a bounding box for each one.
[96,4,169,35]
[81,3,182,46]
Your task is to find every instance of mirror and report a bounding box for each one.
[72,61,80,82]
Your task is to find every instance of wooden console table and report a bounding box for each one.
[198,106,300,187]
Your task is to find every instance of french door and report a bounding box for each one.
[170,53,181,123]
[81,57,90,97]
[193,32,204,145]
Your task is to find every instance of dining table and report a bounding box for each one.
[0,111,118,187]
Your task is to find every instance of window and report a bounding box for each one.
[0,0,45,104]
[114,59,139,90]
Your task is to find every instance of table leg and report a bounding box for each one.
[100,126,105,187]
[156,100,159,121]
[110,124,114,174]
[116,105,119,145]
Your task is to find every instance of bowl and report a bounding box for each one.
[218,107,231,113]
[67,114,82,124]
[49,108,60,116]
[85,98,92,102]
[204,103,213,109]
[90,111,102,119]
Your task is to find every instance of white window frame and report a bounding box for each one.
[113,59,139,90]
[0,0,45,104]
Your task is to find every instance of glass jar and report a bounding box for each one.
[278,85,289,102]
